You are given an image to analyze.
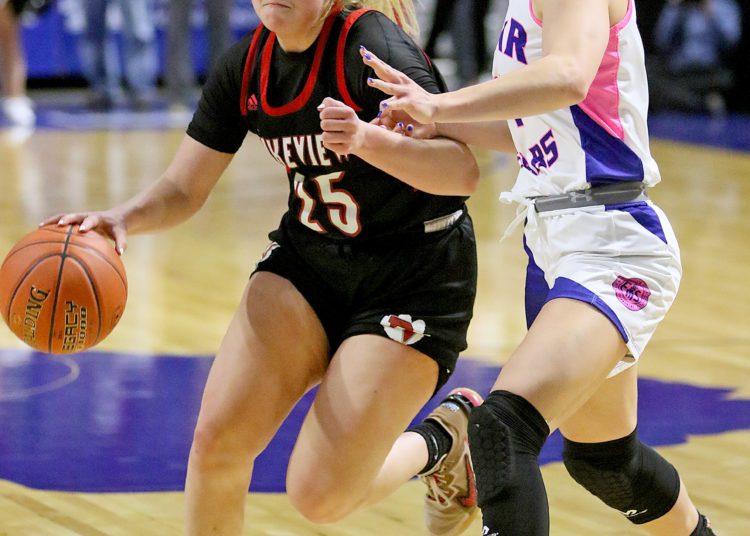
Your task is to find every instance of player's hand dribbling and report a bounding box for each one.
[40,210,128,255]
[319,97,369,156]
[360,46,439,125]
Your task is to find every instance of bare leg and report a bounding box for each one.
[286,334,439,522]
[0,3,34,128]
[184,273,329,535]
[471,298,628,535]
[0,2,26,98]
[561,365,701,535]
[492,298,627,424]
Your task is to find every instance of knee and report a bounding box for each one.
[467,390,549,506]
[189,418,258,472]
[562,429,681,524]
[189,422,233,470]
[286,475,354,524]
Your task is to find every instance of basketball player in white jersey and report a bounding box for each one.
[357,0,717,534]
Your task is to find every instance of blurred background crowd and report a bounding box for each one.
[0,0,747,130]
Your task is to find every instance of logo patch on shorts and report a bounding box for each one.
[380,314,426,345]
[613,275,651,311]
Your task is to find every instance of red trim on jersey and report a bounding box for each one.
[240,25,265,116]
[336,9,372,112]
[260,10,339,117]
[420,48,433,68]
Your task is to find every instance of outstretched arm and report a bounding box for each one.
[42,136,234,254]
[319,97,479,196]
[364,0,611,124]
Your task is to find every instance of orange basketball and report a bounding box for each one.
[0,225,127,354]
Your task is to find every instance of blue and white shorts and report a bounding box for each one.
[522,199,682,376]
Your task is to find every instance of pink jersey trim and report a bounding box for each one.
[578,27,624,139]
[526,0,635,139]
[577,0,634,140]
[528,0,542,26]
[614,0,634,32]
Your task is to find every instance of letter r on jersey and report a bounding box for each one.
[499,18,528,65]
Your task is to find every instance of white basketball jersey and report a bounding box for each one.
[492,0,660,197]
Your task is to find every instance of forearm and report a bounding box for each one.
[436,120,516,153]
[353,124,479,195]
[114,175,203,235]
[116,135,231,234]
[432,54,588,123]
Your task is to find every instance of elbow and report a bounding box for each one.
[456,156,480,196]
[464,161,480,195]
[556,58,593,104]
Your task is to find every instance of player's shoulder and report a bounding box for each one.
[340,8,417,58]
[209,27,268,89]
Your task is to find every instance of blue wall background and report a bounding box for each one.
[20,0,259,79]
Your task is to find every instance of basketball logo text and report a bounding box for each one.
[261,134,349,170]
[22,286,50,346]
[62,301,88,353]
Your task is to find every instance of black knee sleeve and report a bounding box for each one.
[562,429,681,524]
[468,390,550,535]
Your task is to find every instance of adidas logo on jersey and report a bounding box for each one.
[247,94,258,111]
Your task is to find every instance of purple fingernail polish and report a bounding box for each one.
[376,111,382,118]
[397,122,404,128]
[407,124,414,132]
[364,53,372,60]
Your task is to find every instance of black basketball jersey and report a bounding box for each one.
[188,7,467,241]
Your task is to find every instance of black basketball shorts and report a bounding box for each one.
[252,212,478,391]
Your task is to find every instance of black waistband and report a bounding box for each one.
[278,207,468,252]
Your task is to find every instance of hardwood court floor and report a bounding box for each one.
[0,125,748,535]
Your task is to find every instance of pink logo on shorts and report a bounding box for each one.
[613,276,651,311]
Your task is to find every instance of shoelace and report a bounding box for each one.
[424,470,453,508]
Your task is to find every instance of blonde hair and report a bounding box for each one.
[322,0,419,38]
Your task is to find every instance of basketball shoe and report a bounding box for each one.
[419,388,483,536]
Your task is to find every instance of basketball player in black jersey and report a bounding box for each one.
[45,2,485,535]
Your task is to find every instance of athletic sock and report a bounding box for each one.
[409,419,453,475]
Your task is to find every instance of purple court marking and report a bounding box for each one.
[0,349,748,493]
[648,113,750,152]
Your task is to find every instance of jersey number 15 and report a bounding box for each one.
[294,172,362,237]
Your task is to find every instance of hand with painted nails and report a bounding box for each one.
[318,97,370,156]
[40,210,128,256]
[360,46,439,125]
[380,110,438,140]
